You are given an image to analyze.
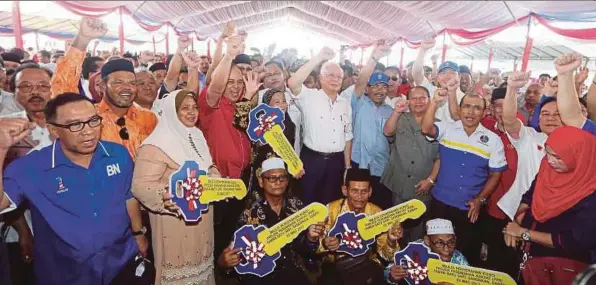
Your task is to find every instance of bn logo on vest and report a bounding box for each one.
[107,164,121,177]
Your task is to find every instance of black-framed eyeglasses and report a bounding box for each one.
[431,239,456,248]
[51,116,103,132]
[116,117,130,140]
[262,174,289,183]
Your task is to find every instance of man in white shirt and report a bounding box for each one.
[288,47,353,204]
[413,40,465,123]
[497,71,564,219]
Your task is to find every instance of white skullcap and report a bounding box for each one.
[261,157,285,173]
[426,219,455,236]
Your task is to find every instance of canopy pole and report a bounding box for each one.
[165,25,170,56]
[207,39,211,59]
[118,7,125,57]
[521,17,533,72]
[399,39,404,71]
[513,58,518,71]
[152,35,156,54]
[191,34,195,51]
[359,47,364,66]
[487,47,494,72]
[35,32,40,52]
[12,1,24,49]
[441,32,447,64]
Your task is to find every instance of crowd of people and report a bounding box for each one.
[0,16,595,285]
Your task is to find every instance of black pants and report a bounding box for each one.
[480,213,520,280]
[350,161,393,210]
[429,198,483,266]
[300,147,344,205]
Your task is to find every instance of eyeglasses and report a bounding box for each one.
[116,117,130,140]
[17,82,51,93]
[390,76,399,81]
[262,174,289,183]
[431,239,456,248]
[51,116,103,132]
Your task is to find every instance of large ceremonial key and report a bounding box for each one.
[357,199,426,240]
[169,161,247,222]
[427,258,516,285]
[246,104,303,176]
[233,203,328,277]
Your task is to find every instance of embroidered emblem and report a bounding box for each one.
[56,177,68,194]
[537,145,543,151]
[480,135,489,143]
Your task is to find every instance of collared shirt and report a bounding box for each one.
[1,140,138,285]
[582,118,596,135]
[482,118,519,220]
[199,72,207,94]
[431,120,507,210]
[95,100,157,160]
[420,78,465,123]
[384,95,407,109]
[198,89,251,179]
[0,90,24,116]
[50,46,86,98]
[498,121,547,219]
[351,93,393,176]
[258,88,303,155]
[292,85,353,153]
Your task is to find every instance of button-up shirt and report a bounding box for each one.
[0,90,24,116]
[431,120,507,210]
[95,100,157,160]
[198,90,251,179]
[351,93,393,176]
[1,140,138,285]
[292,85,353,153]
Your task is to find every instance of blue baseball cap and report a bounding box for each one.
[438,61,459,74]
[367,72,390,86]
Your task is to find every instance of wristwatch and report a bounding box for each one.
[132,226,147,236]
[521,230,531,241]
[479,197,488,205]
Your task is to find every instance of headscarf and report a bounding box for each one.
[141,89,213,169]
[88,71,103,102]
[531,126,596,222]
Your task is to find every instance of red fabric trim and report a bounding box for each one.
[535,15,596,40]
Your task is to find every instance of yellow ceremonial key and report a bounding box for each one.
[198,176,247,204]
[427,259,516,285]
[357,199,426,240]
[258,202,328,256]
[263,125,304,176]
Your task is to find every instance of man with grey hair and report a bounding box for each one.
[288,47,353,205]
[133,68,159,113]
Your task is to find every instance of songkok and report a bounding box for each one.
[233,54,252,65]
[1,53,21,64]
[101,59,135,80]
[149,62,166,72]
[261,157,286,174]
[426,219,455,235]
[491,87,507,104]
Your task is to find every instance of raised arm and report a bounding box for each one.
[287,47,335,96]
[554,53,586,128]
[588,80,596,121]
[412,39,436,86]
[354,42,392,98]
[206,35,244,107]
[51,17,107,98]
[182,51,201,94]
[421,89,447,137]
[383,100,409,137]
[0,119,34,210]
[206,23,235,87]
[503,71,530,138]
[163,35,191,92]
[445,76,460,121]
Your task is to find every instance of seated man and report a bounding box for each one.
[217,157,323,285]
[386,219,469,284]
[318,168,402,285]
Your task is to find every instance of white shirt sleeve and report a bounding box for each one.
[507,120,531,150]
[489,137,508,172]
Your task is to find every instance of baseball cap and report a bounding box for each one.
[367,72,389,86]
[438,61,459,74]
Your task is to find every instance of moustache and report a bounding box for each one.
[28,95,45,102]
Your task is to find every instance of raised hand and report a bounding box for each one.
[323,236,340,251]
[543,78,558,97]
[394,99,410,113]
[575,66,589,84]
[445,76,460,92]
[307,222,326,242]
[243,71,263,100]
[372,41,392,61]
[77,17,108,40]
[555,52,582,76]
[507,71,531,90]
[218,245,242,268]
[225,35,245,58]
[176,35,191,53]
[432,88,448,105]
[0,118,35,150]
[221,22,236,39]
[316,47,336,62]
[421,39,436,51]
[181,51,201,69]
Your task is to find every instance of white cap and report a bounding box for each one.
[261,157,285,173]
[426,219,455,235]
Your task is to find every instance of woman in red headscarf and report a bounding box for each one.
[502,126,596,285]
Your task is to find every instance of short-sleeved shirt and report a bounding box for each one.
[95,100,157,160]
[582,118,596,135]
[497,122,547,219]
[1,140,138,285]
[198,91,251,178]
[420,78,465,123]
[257,88,303,154]
[351,93,393,177]
[431,120,507,210]
[293,85,353,153]
[0,90,24,116]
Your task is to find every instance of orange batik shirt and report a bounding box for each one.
[50,46,157,160]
